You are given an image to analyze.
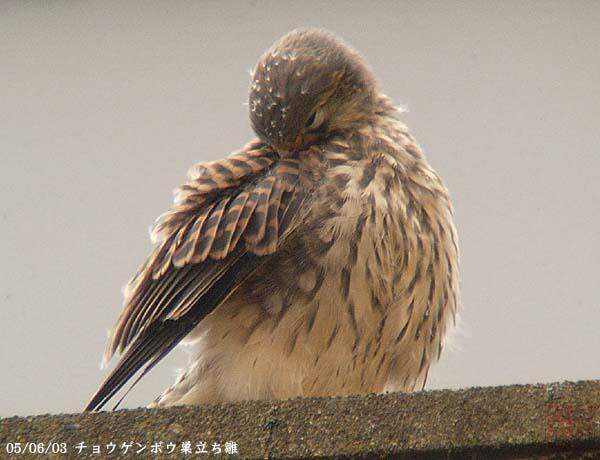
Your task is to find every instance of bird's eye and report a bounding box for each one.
[305,109,324,130]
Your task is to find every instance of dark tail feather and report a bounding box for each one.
[85,321,189,411]
[84,252,261,412]
[111,325,191,411]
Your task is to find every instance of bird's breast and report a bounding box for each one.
[287,138,460,393]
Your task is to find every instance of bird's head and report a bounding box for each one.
[249,29,379,156]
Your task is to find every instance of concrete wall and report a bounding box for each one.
[2,380,600,459]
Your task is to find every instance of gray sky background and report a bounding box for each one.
[1,1,599,417]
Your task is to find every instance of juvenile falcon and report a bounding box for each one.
[85,28,459,411]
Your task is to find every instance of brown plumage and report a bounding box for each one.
[85,28,459,412]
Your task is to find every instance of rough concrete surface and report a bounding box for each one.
[1,380,600,459]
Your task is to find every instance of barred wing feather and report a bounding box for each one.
[85,141,306,411]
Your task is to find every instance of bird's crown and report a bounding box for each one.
[249,28,378,155]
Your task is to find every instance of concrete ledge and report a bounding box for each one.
[2,380,600,459]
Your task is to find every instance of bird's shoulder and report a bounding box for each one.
[152,140,304,267]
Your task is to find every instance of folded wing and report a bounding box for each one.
[85,141,306,411]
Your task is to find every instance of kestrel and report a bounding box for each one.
[85,29,459,412]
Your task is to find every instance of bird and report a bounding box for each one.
[85,28,459,412]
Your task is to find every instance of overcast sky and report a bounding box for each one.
[1,1,599,417]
